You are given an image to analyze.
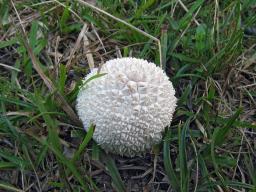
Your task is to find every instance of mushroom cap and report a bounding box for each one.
[76,57,177,157]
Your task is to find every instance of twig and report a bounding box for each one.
[83,31,95,71]
[237,83,256,89]
[66,23,88,71]
[54,35,61,77]
[91,23,107,53]
[177,0,200,26]
[213,0,220,51]
[115,45,122,58]
[0,63,21,72]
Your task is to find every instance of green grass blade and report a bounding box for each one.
[92,141,100,161]
[32,92,90,191]
[133,0,156,18]
[0,161,16,169]
[244,154,256,185]
[33,92,61,151]
[0,38,17,49]
[80,73,107,88]
[0,0,10,26]
[72,124,94,162]
[103,153,126,192]
[0,182,24,192]
[195,24,207,55]
[33,135,90,191]
[210,108,242,190]
[179,118,191,192]
[60,2,71,33]
[58,64,68,94]
[213,108,242,147]
[0,149,28,169]
[178,0,204,30]
[29,21,39,49]
[35,144,48,168]
[0,96,34,109]
[28,111,65,123]
[197,154,214,192]
[163,130,179,191]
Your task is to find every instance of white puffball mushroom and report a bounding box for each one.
[76,57,177,157]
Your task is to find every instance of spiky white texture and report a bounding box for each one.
[76,58,177,157]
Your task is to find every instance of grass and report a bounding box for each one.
[0,0,256,191]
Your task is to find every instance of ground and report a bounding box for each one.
[0,0,256,192]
